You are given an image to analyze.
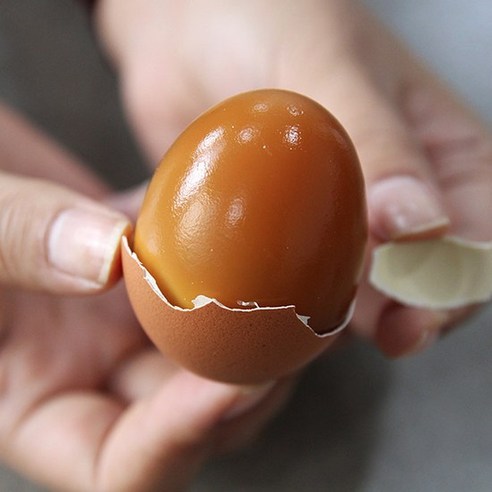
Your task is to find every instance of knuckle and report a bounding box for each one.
[0,179,48,286]
[0,189,25,281]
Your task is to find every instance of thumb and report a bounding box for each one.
[0,172,130,293]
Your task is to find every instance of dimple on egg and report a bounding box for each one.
[122,89,367,384]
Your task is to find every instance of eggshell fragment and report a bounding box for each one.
[122,237,344,384]
[369,236,492,309]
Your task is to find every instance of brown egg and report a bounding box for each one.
[123,89,367,384]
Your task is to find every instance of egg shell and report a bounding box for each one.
[122,237,338,384]
[370,236,492,309]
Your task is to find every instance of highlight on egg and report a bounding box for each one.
[122,88,368,384]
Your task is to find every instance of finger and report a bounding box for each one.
[97,372,275,491]
[213,376,298,455]
[123,77,208,165]
[0,172,130,293]
[0,102,108,197]
[5,374,276,492]
[109,344,295,458]
[372,67,492,356]
[375,304,446,358]
[109,348,296,456]
[283,49,450,242]
[120,48,213,164]
[402,70,492,241]
[322,69,451,242]
[109,348,179,402]
[291,66,451,349]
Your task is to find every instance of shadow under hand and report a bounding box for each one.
[193,341,392,492]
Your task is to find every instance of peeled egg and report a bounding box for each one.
[123,89,367,383]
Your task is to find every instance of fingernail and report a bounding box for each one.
[48,208,130,287]
[369,176,450,240]
[222,382,275,421]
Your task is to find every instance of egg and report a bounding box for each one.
[123,89,367,384]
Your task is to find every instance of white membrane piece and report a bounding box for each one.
[369,237,492,309]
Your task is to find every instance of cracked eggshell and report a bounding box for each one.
[122,237,338,384]
[369,236,492,309]
[122,89,367,384]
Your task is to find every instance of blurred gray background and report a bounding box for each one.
[1,1,491,491]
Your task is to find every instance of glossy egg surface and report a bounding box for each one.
[133,89,367,334]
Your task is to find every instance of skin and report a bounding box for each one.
[0,1,491,490]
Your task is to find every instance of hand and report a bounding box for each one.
[0,104,291,492]
[97,0,492,357]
